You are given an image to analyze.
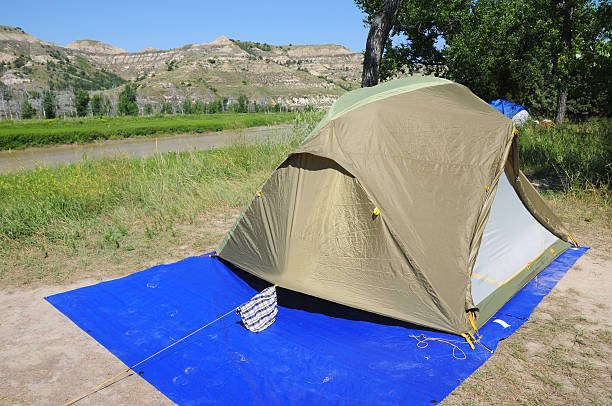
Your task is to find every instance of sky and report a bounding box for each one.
[3,1,370,52]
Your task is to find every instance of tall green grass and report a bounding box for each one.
[0,111,322,284]
[0,136,300,242]
[0,112,295,150]
[519,119,611,189]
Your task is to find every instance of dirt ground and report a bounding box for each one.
[0,280,172,405]
[0,204,609,405]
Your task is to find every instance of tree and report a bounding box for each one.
[74,89,90,117]
[91,93,112,116]
[42,89,56,119]
[182,98,193,114]
[21,99,36,119]
[144,103,154,115]
[237,94,249,113]
[118,83,138,116]
[356,0,611,119]
[207,99,222,114]
[193,100,206,114]
[360,0,403,87]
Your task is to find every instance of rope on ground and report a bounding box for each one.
[62,306,239,406]
[409,334,468,360]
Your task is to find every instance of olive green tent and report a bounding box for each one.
[218,76,575,336]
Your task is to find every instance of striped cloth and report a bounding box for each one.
[237,286,278,332]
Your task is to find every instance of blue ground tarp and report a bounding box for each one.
[47,246,587,405]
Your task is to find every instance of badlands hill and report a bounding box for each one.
[0,25,363,109]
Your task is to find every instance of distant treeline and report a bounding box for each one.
[0,112,298,150]
[0,83,305,121]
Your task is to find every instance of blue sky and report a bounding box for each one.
[3,1,370,52]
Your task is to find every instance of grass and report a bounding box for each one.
[0,111,321,285]
[0,114,607,285]
[519,119,611,190]
[0,112,296,150]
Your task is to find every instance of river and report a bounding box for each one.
[0,124,291,174]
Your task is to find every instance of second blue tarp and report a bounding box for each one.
[47,246,587,405]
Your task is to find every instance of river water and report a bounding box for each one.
[0,125,291,174]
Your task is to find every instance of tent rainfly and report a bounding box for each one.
[218,77,576,336]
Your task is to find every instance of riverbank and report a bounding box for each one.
[0,124,291,174]
[0,112,296,150]
[0,112,320,285]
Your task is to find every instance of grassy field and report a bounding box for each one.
[0,112,296,150]
[0,111,319,284]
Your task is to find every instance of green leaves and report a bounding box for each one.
[74,89,90,117]
[356,0,611,119]
[118,83,139,116]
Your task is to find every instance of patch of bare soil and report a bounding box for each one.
[0,211,240,405]
[0,282,172,405]
[444,252,611,405]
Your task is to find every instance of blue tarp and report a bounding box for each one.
[47,246,587,405]
[490,99,527,119]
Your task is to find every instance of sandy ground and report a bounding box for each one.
[0,248,608,405]
[0,280,172,405]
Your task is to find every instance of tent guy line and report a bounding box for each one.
[61,284,278,406]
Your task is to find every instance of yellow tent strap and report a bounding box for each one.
[460,333,475,350]
[568,233,579,247]
[468,311,478,333]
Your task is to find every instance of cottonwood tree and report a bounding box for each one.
[74,89,90,117]
[360,0,403,87]
[118,83,138,116]
[356,0,611,120]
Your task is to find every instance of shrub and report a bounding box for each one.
[520,119,611,189]
[42,90,56,119]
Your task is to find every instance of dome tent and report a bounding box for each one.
[218,77,574,336]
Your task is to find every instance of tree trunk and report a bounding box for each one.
[361,0,403,88]
[555,89,568,123]
[555,2,574,123]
